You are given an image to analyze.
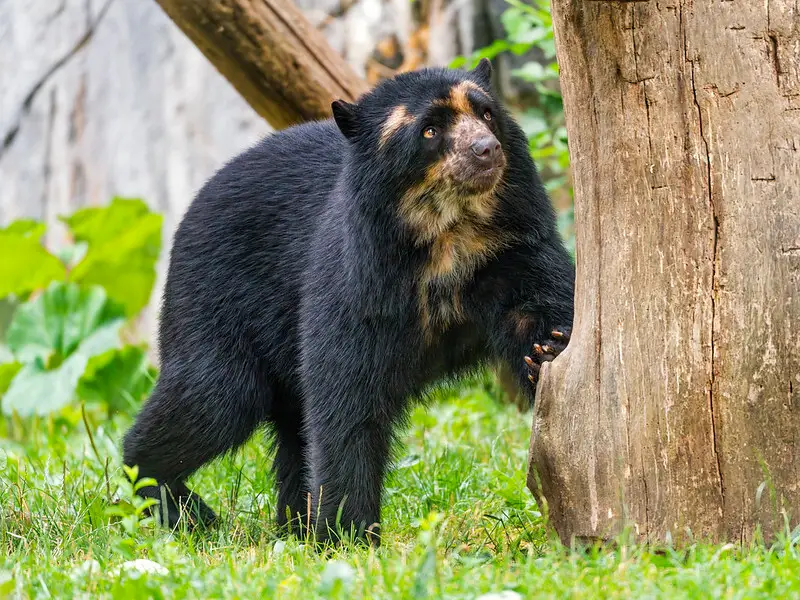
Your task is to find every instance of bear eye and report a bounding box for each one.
[423,126,437,139]
[483,109,492,121]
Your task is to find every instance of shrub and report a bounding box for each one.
[0,198,161,430]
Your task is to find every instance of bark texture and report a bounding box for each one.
[153,0,369,127]
[528,0,800,545]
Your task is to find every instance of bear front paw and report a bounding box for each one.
[524,326,572,386]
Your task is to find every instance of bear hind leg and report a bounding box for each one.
[123,357,268,530]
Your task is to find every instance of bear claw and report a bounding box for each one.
[525,326,572,386]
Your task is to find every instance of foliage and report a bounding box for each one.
[3,282,125,417]
[0,199,159,423]
[62,198,162,317]
[78,345,156,415]
[0,221,67,299]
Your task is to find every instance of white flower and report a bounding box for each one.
[112,559,169,578]
[319,560,355,592]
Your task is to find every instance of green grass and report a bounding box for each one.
[2,376,799,599]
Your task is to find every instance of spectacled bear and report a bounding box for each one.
[122,59,574,545]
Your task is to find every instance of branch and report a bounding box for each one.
[153,0,369,129]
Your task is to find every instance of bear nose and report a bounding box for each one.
[470,136,501,164]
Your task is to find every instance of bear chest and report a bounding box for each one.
[417,221,507,340]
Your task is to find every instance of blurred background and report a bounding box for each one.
[0,0,572,353]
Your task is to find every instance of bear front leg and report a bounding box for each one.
[271,407,310,536]
[304,403,400,546]
[492,313,572,407]
[476,240,575,405]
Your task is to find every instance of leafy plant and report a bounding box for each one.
[450,0,556,70]
[3,282,125,416]
[63,198,162,317]
[78,345,157,415]
[0,198,160,423]
[105,465,159,542]
[0,221,66,299]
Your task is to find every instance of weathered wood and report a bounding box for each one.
[153,0,369,127]
[528,0,800,545]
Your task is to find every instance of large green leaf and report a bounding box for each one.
[0,221,66,299]
[3,219,45,237]
[2,321,123,416]
[0,361,21,398]
[1,282,126,416]
[0,345,20,398]
[6,282,125,364]
[62,198,162,317]
[77,345,156,412]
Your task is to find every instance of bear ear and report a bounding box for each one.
[470,58,493,88]
[332,100,360,140]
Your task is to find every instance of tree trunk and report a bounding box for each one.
[528,0,800,545]
[153,0,369,127]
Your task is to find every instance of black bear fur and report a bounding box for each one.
[123,59,575,545]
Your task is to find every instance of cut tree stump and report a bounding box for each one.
[528,0,800,545]
[154,0,369,127]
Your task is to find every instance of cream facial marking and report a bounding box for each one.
[379,105,416,148]
[433,81,487,115]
